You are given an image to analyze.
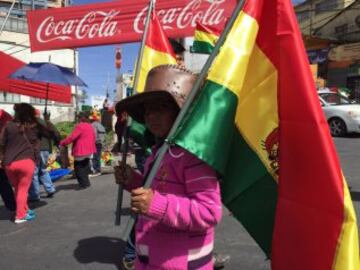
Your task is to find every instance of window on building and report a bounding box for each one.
[334,24,348,36]
[297,10,310,22]
[315,0,338,15]
[53,101,72,106]
[0,92,21,103]
[355,15,360,28]
[29,97,47,104]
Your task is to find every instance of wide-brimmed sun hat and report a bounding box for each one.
[115,65,196,123]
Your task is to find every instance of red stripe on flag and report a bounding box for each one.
[243,0,344,269]
[145,14,176,58]
[196,21,222,36]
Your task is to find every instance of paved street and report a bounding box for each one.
[0,136,359,270]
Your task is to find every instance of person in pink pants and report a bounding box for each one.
[5,159,35,221]
[0,103,54,223]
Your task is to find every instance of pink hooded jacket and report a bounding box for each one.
[60,122,96,157]
[125,145,222,270]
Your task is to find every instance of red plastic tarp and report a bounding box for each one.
[0,51,71,103]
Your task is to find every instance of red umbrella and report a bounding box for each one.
[0,51,71,103]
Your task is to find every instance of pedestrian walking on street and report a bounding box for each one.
[60,112,96,189]
[115,65,222,270]
[28,110,60,201]
[89,111,106,177]
[0,103,54,223]
[0,109,16,212]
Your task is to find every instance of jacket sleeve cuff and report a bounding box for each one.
[147,191,168,220]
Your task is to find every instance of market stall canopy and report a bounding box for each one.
[0,51,71,103]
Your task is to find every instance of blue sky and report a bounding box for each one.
[74,0,305,103]
[74,0,139,102]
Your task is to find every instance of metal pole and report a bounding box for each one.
[309,0,313,36]
[114,117,130,226]
[44,83,49,116]
[132,0,154,93]
[44,55,51,117]
[114,0,154,227]
[122,0,247,241]
[74,49,79,119]
[0,0,16,36]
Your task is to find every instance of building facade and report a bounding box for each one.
[295,0,360,97]
[0,0,80,123]
[295,0,356,37]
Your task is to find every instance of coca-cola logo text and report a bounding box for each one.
[36,10,120,43]
[134,0,226,33]
[28,0,235,51]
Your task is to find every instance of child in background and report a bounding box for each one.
[115,65,222,270]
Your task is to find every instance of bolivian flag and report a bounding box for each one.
[173,0,360,269]
[191,22,221,54]
[136,13,177,93]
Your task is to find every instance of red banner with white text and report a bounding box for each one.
[27,0,236,52]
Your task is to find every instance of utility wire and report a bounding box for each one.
[299,9,354,32]
[296,0,359,13]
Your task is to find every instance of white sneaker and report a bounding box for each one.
[89,172,101,178]
[14,218,27,224]
[14,213,36,224]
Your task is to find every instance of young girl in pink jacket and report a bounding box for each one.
[115,65,222,270]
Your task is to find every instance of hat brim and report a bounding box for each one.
[115,91,178,123]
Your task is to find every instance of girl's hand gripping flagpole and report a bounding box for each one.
[121,0,247,240]
[114,0,154,226]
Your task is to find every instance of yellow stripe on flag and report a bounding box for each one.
[194,30,219,45]
[207,11,258,93]
[137,45,177,93]
[207,11,279,178]
[235,45,278,180]
[333,177,360,270]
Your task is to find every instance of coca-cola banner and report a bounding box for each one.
[27,0,236,52]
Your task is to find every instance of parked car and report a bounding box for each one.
[319,90,360,136]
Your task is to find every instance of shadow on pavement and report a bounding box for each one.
[350,191,360,201]
[0,205,13,221]
[55,183,80,191]
[73,236,126,270]
[28,200,48,210]
[121,207,131,216]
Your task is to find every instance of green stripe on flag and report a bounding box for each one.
[174,81,237,174]
[173,80,277,256]
[129,120,153,154]
[222,128,277,255]
[191,41,215,54]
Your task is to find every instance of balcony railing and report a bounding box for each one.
[0,14,28,33]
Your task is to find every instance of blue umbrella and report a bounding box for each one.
[10,62,87,114]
